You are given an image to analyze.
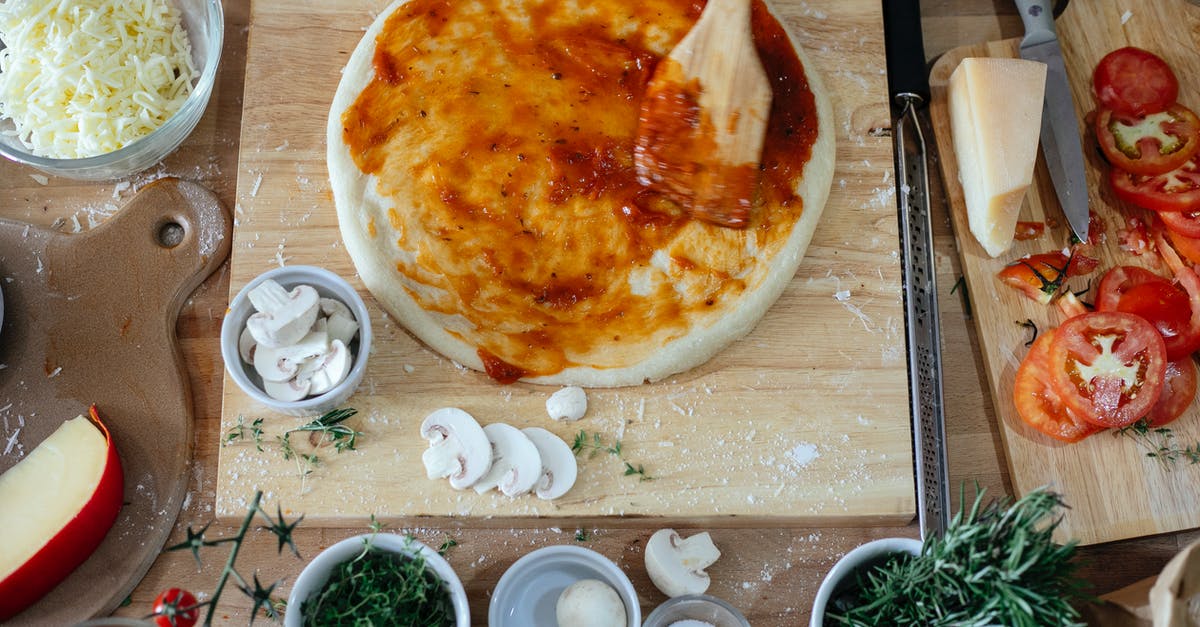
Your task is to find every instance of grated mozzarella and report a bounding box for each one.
[0,0,196,159]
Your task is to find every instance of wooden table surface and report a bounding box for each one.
[1,1,1196,624]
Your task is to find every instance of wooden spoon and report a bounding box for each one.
[633,0,772,229]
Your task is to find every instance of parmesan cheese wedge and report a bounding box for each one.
[948,57,1047,258]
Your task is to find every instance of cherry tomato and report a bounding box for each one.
[1145,358,1198,427]
[1094,104,1200,176]
[1109,157,1200,212]
[152,588,199,627]
[1160,208,1200,238]
[997,250,1099,304]
[1013,333,1102,442]
[1047,311,1167,428]
[1093,47,1179,117]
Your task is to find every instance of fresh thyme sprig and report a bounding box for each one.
[571,429,654,481]
[152,490,304,626]
[574,529,592,542]
[1115,419,1200,466]
[828,486,1088,627]
[225,408,362,477]
[225,416,265,452]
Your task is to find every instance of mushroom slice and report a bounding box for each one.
[245,280,320,348]
[296,339,352,395]
[325,312,360,347]
[420,408,492,490]
[252,330,328,382]
[320,297,354,320]
[644,528,721,598]
[473,423,541,497]
[238,326,257,364]
[521,427,577,500]
[263,377,312,402]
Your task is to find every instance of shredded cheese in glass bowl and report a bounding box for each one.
[0,0,223,180]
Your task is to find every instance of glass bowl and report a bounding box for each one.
[0,0,224,180]
[643,594,750,627]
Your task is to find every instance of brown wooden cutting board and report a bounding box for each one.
[216,0,914,526]
[929,0,1200,545]
[0,179,230,624]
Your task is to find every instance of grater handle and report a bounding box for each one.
[883,0,929,105]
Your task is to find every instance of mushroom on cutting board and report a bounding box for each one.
[521,427,577,500]
[245,279,321,348]
[556,579,627,627]
[472,423,541,497]
[420,408,493,490]
[645,529,722,598]
[546,385,588,421]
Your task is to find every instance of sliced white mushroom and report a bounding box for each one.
[252,330,328,382]
[296,339,352,395]
[521,427,577,500]
[262,377,312,402]
[420,408,493,490]
[238,326,257,364]
[472,423,541,497]
[556,579,626,627]
[245,280,320,348]
[546,386,588,421]
[644,529,721,598]
[320,297,354,320]
[326,312,360,347]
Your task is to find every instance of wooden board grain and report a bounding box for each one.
[0,179,230,624]
[928,0,1200,545]
[216,0,914,525]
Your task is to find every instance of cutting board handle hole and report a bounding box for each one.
[157,220,186,249]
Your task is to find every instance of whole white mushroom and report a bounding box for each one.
[556,578,627,627]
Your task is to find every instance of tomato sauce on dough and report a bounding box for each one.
[341,0,819,380]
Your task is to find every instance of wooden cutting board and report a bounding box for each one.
[0,179,231,624]
[216,0,914,526]
[928,0,1200,545]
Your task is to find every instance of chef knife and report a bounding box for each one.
[882,0,950,540]
[1016,0,1090,242]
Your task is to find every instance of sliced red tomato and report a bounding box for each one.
[1095,265,1167,310]
[997,250,1100,304]
[1014,333,1102,442]
[1095,104,1200,176]
[1110,157,1200,212]
[1160,208,1200,238]
[1118,216,1152,255]
[1093,47,1179,117]
[1047,311,1167,428]
[1166,226,1200,265]
[1145,358,1198,427]
[1014,221,1045,241]
[1114,280,1200,360]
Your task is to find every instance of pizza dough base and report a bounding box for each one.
[327,0,836,387]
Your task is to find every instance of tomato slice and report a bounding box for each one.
[1093,47,1179,117]
[1145,358,1198,427]
[997,249,1100,304]
[1013,333,1102,442]
[1110,157,1200,212]
[1160,208,1200,238]
[1115,281,1200,360]
[1166,226,1200,265]
[1094,265,1167,310]
[1047,311,1167,428]
[1095,104,1200,176]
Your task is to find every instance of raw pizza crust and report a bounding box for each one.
[327,0,835,387]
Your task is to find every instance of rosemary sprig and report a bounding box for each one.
[571,429,654,481]
[152,490,304,626]
[1115,419,1200,466]
[828,486,1088,627]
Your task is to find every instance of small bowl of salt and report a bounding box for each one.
[642,594,750,627]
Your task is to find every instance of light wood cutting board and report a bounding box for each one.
[216,0,913,526]
[929,0,1200,545]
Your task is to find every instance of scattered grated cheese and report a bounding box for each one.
[28,173,47,185]
[1120,10,1132,24]
[0,0,196,159]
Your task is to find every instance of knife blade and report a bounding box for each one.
[1015,0,1089,242]
[882,0,949,541]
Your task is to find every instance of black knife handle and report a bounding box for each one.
[883,0,930,105]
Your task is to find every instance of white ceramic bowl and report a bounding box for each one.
[220,265,372,417]
[809,537,923,626]
[0,0,224,180]
[643,594,750,627]
[489,545,640,627]
[285,533,469,627]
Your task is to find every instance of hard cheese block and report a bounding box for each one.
[948,57,1046,258]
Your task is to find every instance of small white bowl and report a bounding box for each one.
[643,594,749,627]
[285,533,469,627]
[809,537,923,626]
[220,265,372,417]
[489,545,640,627]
